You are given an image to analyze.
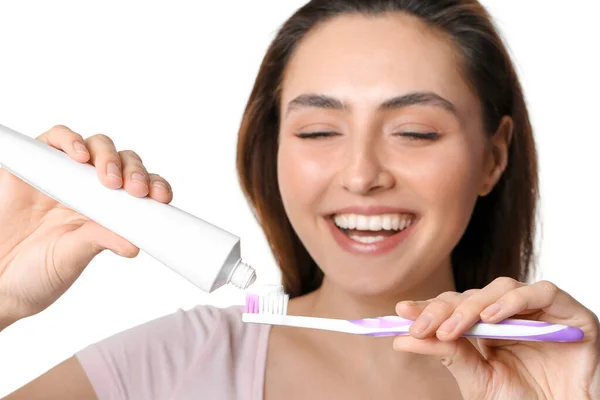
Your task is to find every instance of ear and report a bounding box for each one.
[479,115,513,196]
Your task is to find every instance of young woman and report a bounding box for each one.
[1,0,598,399]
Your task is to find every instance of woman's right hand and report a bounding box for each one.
[0,125,173,328]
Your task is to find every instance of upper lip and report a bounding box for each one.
[327,205,419,216]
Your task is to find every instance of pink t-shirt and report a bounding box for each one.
[75,305,271,399]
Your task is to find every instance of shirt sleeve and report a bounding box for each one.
[74,305,226,400]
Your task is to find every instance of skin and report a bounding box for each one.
[266,13,599,400]
[0,12,598,400]
[0,126,172,399]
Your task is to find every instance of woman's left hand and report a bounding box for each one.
[393,277,600,399]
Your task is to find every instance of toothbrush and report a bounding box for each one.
[241,286,584,342]
[0,124,256,293]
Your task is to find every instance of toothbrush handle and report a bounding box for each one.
[463,318,584,342]
[349,317,584,342]
[0,124,241,292]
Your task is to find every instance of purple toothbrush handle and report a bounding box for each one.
[348,317,411,337]
[466,319,585,342]
[462,326,584,342]
[349,317,584,342]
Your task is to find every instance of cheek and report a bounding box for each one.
[277,139,334,214]
[434,154,481,201]
[393,137,484,221]
[413,138,485,225]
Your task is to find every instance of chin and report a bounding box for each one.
[323,264,419,298]
[316,251,454,301]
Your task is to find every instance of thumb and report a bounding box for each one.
[53,220,139,283]
[393,336,492,396]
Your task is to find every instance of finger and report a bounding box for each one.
[436,277,525,341]
[395,300,429,320]
[148,173,173,203]
[407,292,465,339]
[395,290,479,337]
[37,125,90,163]
[396,289,480,318]
[53,220,140,285]
[118,150,150,197]
[84,134,123,189]
[480,280,578,323]
[393,335,491,394]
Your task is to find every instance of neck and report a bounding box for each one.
[309,260,455,319]
[288,259,456,370]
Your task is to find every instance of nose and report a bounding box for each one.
[339,141,395,195]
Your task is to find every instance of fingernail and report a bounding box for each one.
[410,312,432,333]
[73,141,88,155]
[107,162,121,178]
[132,172,147,185]
[437,313,462,335]
[153,181,170,192]
[396,301,413,312]
[481,302,502,319]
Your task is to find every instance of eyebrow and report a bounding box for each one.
[285,91,457,118]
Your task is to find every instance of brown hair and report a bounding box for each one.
[236,0,538,298]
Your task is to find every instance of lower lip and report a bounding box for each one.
[326,218,417,256]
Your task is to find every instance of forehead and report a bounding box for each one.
[281,12,476,112]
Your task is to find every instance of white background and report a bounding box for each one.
[0,0,598,396]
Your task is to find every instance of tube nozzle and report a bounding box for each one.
[228,261,256,289]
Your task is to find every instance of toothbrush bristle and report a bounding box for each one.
[245,294,260,313]
[244,284,289,315]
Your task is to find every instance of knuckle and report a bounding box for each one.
[451,299,477,315]
[50,124,70,132]
[538,280,559,295]
[462,289,479,297]
[428,298,454,313]
[437,291,459,301]
[493,276,520,290]
[504,290,527,308]
[90,242,107,254]
[118,149,143,164]
[90,133,115,146]
[439,356,453,367]
[438,345,460,367]
[107,157,123,166]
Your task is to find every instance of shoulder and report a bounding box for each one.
[182,304,269,355]
[79,303,269,363]
[75,304,270,399]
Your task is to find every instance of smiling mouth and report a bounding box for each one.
[331,213,416,244]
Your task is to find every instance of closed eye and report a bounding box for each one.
[295,131,340,139]
[295,131,438,140]
[394,132,440,140]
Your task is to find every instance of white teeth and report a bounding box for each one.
[349,235,386,244]
[333,213,415,231]
[356,215,369,230]
[347,214,357,229]
[368,216,381,231]
[382,216,392,230]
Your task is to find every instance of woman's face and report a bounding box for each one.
[277,13,510,296]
